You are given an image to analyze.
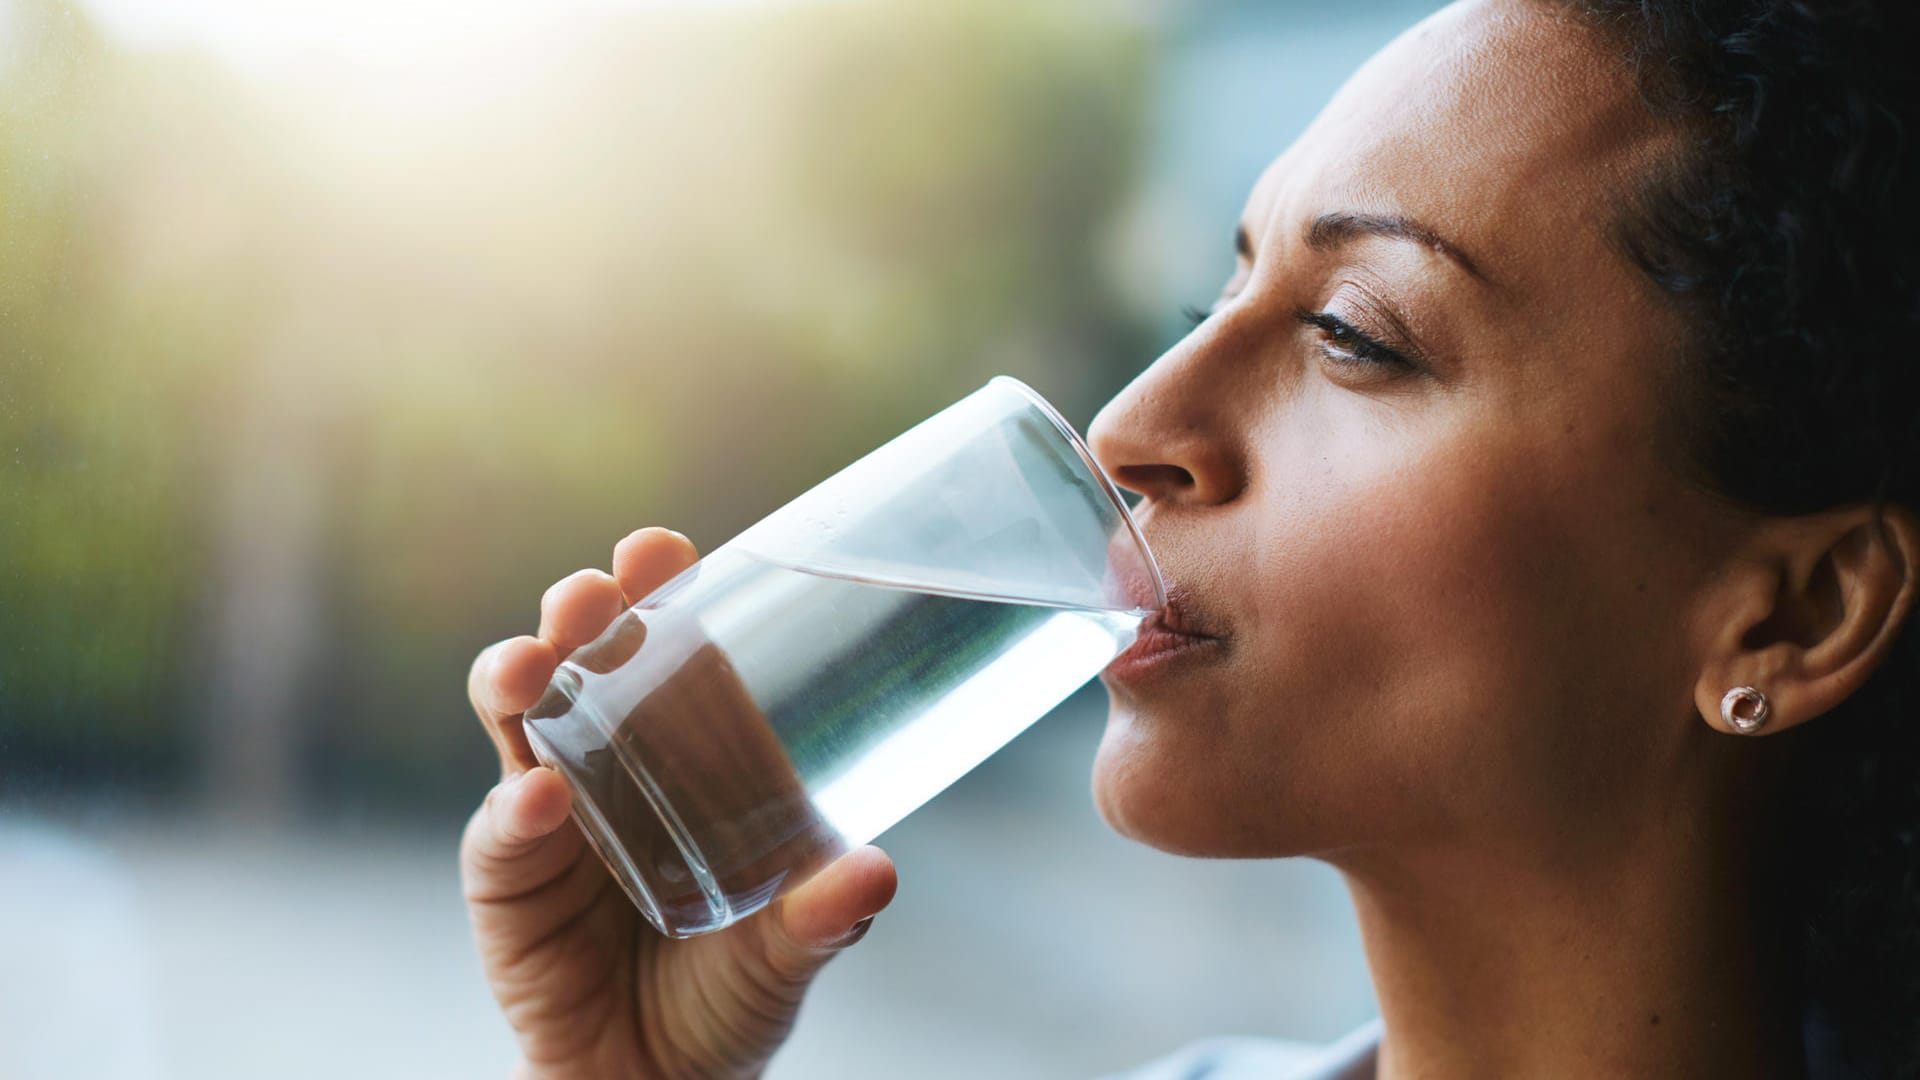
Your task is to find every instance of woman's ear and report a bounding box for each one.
[1693,503,1920,736]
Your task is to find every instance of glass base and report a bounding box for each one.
[523,692,736,938]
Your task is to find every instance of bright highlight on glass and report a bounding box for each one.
[522,376,1165,937]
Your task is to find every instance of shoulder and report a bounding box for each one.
[1102,1020,1382,1080]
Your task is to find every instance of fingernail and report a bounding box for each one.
[835,916,876,947]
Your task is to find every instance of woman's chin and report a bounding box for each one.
[1091,712,1225,856]
[1092,699,1333,859]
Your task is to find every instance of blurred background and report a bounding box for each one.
[0,0,1440,1075]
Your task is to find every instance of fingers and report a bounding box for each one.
[613,527,700,606]
[538,569,625,662]
[469,528,694,777]
[460,767,585,905]
[756,846,898,983]
[465,528,698,869]
[468,634,559,775]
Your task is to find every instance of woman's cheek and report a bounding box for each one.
[1091,406,1615,853]
[1087,433,1490,848]
[1246,434,1591,833]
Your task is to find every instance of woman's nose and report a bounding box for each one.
[1087,361,1245,509]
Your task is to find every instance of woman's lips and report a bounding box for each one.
[1103,595,1222,685]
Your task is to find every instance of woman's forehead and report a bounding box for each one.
[1240,0,1675,293]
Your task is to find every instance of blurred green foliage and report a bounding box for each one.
[0,0,1157,813]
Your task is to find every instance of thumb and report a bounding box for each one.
[755,845,898,983]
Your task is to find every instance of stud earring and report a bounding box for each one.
[1720,686,1770,734]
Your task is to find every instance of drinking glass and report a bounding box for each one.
[522,376,1165,937]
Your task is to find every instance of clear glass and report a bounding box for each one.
[522,376,1166,937]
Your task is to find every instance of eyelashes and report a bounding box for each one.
[1293,310,1413,369]
[1178,303,1415,371]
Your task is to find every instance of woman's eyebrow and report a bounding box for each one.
[1303,211,1493,285]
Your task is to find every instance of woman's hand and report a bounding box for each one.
[461,527,898,1079]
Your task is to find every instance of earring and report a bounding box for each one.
[1721,686,1771,734]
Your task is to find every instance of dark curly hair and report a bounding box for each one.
[1559,0,1920,1074]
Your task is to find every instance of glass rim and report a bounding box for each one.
[987,375,1168,613]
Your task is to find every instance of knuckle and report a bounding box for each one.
[756,922,832,987]
[458,802,492,867]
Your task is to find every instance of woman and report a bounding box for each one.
[460,0,1920,1075]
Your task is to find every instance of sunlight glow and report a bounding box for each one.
[75,0,812,78]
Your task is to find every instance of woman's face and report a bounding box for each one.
[1088,0,1750,862]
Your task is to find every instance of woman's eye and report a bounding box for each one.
[1180,303,1213,329]
[1296,311,1412,370]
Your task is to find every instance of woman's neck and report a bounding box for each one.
[1333,769,1805,1079]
